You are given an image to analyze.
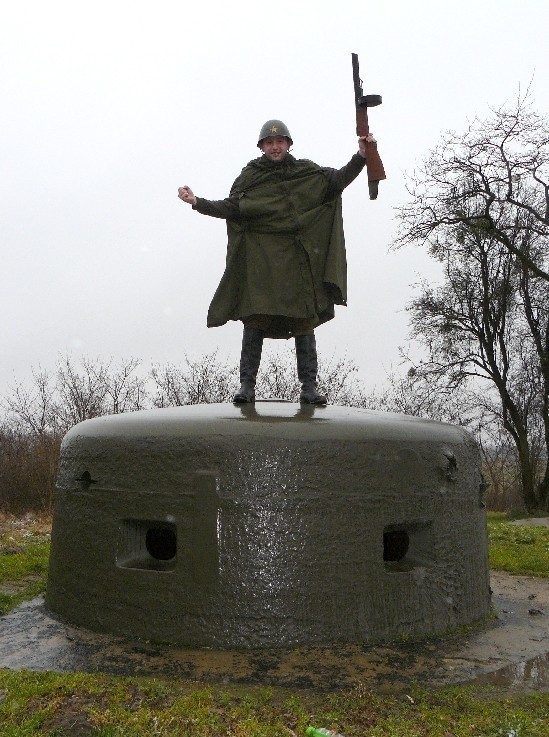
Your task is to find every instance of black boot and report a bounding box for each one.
[233,327,264,403]
[295,334,327,405]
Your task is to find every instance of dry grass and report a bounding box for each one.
[0,513,52,548]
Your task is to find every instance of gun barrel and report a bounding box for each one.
[351,52,363,105]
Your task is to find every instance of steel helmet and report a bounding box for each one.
[257,119,293,147]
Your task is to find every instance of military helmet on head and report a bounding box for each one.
[257,119,293,148]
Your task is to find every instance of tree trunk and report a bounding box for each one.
[500,395,539,511]
[511,426,538,512]
[518,450,539,512]
[537,390,549,510]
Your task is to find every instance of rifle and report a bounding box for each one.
[352,52,386,200]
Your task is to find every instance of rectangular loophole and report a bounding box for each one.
[383,520,434,572]
[116,519,177,572]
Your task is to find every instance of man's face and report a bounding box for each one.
[260,135,290,162]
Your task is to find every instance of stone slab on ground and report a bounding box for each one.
[509,517,549,527]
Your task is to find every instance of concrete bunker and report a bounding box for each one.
[46,402,491,648]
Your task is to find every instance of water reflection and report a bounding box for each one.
[236,402,324,422]
[472,652,549,691]
[217,443,309,617]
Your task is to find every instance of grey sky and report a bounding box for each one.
[2,0,548,395]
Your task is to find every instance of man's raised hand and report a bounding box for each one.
[178,186,197,206]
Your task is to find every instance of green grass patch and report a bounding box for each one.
[487,514,549,577]
[0,670,548,736]
[0,541,49,615]
[0,517,50,615]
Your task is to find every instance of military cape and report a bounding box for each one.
[205,154,361,339]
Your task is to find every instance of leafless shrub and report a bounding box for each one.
[150,351,238,406]
[1,355,149,513]
[0,424,60,514]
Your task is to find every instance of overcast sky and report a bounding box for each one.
[2,0,548,397]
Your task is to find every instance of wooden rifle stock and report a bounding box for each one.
[352,52,386,200]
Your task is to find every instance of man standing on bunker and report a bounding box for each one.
[178,119,377,405]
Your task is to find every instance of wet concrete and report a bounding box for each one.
[0,571,547,693]
[48,402,491,648]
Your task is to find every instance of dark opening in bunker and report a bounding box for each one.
[116,519,177,571]
[146,527,177,560]
[383,529,410,562]
[383,521,434,572]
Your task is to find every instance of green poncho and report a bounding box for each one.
[195,152,365,339]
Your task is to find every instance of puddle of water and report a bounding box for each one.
[471,653,549,692]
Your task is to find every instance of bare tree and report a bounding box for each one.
[91,357,149,415]
[1,368,61,513]
[395,92,549,281]
[518,261,549,503]
[365,362,477,426]
[393,96,549,510]
[51,355,109,430]
[3,367,57,435]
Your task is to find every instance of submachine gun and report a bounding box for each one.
[352,52,386,200]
